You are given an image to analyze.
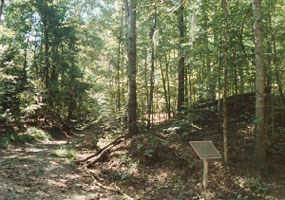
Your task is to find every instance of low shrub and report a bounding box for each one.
[51,146,76,159]
[1,126,52,148]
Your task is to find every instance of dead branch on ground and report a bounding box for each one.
[77,136,124,167]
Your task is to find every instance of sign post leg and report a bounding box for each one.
[203,159,208,189]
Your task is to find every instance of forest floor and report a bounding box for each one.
[0,94,285,199]
[0,124,284,200]
[0,133,99,200]
[0,123,284,200]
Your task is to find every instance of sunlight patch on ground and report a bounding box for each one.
[67,193,95,200]
[1,154,20,159]
[141,113,171,124]
[44,160,62,171]
[23,147,48,153]
[47,179,67,189]
[44,140,68,145]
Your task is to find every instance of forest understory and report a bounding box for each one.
[0,93,285,200]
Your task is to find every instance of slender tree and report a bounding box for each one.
[177,0,186,112]
[147,3,157,128]
[0,0,4,20]
[126,0,138,135]
[222,0,229,165]
[160,55,171,120]
[117,5,125,112]
[252,0,266,171]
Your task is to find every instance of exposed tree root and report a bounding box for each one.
[83,169,134,200]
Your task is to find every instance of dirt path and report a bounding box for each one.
[0,135,120,200]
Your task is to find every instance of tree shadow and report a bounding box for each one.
[0,140,101,200]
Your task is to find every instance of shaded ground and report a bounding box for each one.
[0,131,129,200]
[75,130,285,200]
[0,93,285,199]
[0,124,284,199]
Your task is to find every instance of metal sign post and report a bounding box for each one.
[190,141,222,189]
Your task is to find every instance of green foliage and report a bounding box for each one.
[1,0,285,139]
[0,136,10,149]
[0,127,51,148]
[0,47,26,121]
[0,0,94,124]
[130,134,171,166]
[162,126,180,133]
[51,146,77,159]
[244,177,269,196]
[23,127,52,142]
[10,127,51,144]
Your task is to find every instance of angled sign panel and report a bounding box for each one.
[190,141,222,160]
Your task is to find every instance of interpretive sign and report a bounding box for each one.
[189,141,222,189]
[189,141,222,160]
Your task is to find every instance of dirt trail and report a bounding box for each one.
[0,135,119,200]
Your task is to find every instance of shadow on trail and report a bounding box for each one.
[0,140,98,200]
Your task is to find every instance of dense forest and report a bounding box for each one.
[0,0,285,199]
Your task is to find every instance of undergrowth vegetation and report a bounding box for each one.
[0,127,51,149]
[51,146,77,159]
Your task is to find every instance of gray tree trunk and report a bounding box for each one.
[126,0,138,135]
[0,0,4,21]
[222,0,229,165]
[252,0,266,171]
[177,2,185,112]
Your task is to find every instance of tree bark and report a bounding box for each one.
[117,33,122,112]
[177,2,185,112]
[165,53,171,119]
[252,0,266,171]
[159,58,170,120]
[144,48,150,124]
[126,0,138,135]
[222,0,229,165]
[147,4,157,128]
[0,0,4,21]
[271,17,284,103]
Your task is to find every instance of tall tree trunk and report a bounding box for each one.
[275,70,284,102]
[42,16,51,114]
[177,1,185,112]
[252,0,266,171]
[222,0,229,165]
[117,5,126,113]
[184,68,188,105]
[201,3,213,99]
[144,48,150,124]
[264,0,273,95]
[117,10,124,112]
[147,4,157,128]
[266,5,284,104]
[166,52,171,119]
[159,57,170,120]
[0,0,4,21]
[44,28,50,90]
[149,47,154,126]
[117,38,122,112]
[126,0,138,135]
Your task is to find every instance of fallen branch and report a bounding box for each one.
[84,147,111,168]
[77,136,124,166]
